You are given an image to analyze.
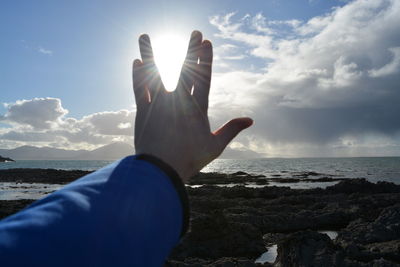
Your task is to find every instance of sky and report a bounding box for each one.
[1,0,400,157]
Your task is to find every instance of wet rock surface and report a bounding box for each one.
[0,168,92,184]
[170,177,400,266]
[0,169,399,266]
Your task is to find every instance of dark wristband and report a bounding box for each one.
[136,154,189,237]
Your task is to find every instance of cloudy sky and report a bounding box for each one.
[1,0,399,157]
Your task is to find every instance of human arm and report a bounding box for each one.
[0,30,252,266]
[0,156,188,266]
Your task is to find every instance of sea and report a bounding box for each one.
[1,157,400,183]
[0,157,399,200]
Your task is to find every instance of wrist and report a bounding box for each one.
[136,154,190,237]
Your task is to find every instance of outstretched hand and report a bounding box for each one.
[133,31,253,181]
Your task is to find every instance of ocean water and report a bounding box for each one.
[203,157,400,184]
[1,157,400,183]
[0,157,399,200]
[0,160,114,171]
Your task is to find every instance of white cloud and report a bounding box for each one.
[38,47,53,55]
[0,98,134,150]
[1,98,68,130]
[208,0,400,156]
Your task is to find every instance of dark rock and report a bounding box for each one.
[0,199,35,219]
[326,179,400,194]
[0,168,92,184]
[189,172,267,185]
[167,257,262,266]
[170,211,265,260]
[293,171,322,178]
[232,171,248,176]
[275,230,345,266]
[338,205,400,245]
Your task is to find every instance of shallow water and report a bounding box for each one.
[254,230,338,264]
[0,160,113,171]
[319,230,339,240]
[255,244,277,264]
[0,182,62,200]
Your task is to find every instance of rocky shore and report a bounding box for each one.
[0,169,399,266]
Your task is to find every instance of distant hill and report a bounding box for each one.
[0,155,14,162]
[220,147,263,159]
[0,142,262,160]
[76,142,135,160]
[0,142,135,160]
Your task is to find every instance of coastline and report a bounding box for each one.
[0,169,399,266]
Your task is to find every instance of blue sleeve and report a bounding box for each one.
[0,155,189,267]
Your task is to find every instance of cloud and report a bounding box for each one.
[209,0,400,156]
[38,47,53,55]
[1,98,68,130]
[1,0,399,156]
[368,47,400,77]
[0,98,134,149]
[80,110,134,136]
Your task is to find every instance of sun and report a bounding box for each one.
[151,33,188,91]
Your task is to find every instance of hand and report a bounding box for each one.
[132,30,253,181]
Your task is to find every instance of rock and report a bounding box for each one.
[189,172,268,186]
[232,171,248,176]
[275,230,345,266]
[167,257,263,266]
[326,179,400,194]
[0,168,92,184]
[170,211,265,260]
[0,199,34,219]
[338,205,400,245]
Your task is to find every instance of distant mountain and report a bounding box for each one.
[0,155,14,162]
[0,142,135,160]
[220,147,263,159]
[0,142,261,161]
[77,142,135,160]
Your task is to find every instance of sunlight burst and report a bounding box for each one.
[152,33,188,91]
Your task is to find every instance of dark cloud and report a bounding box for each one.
[209,0,400,155]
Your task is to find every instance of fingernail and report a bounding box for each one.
[203,40,212,48]
[139,34,150,43]
[191,30,202,39]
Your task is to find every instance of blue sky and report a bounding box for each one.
[1,0,400,156]
[1,0,344,118]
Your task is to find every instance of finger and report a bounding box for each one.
[138,34,165,100]
[139,34,155,65]
[193,40,213,110]
[177,30,202,94]
[213,117,253,152]
[132,59,150,107]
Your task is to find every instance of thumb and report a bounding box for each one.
[214,117,253,151]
